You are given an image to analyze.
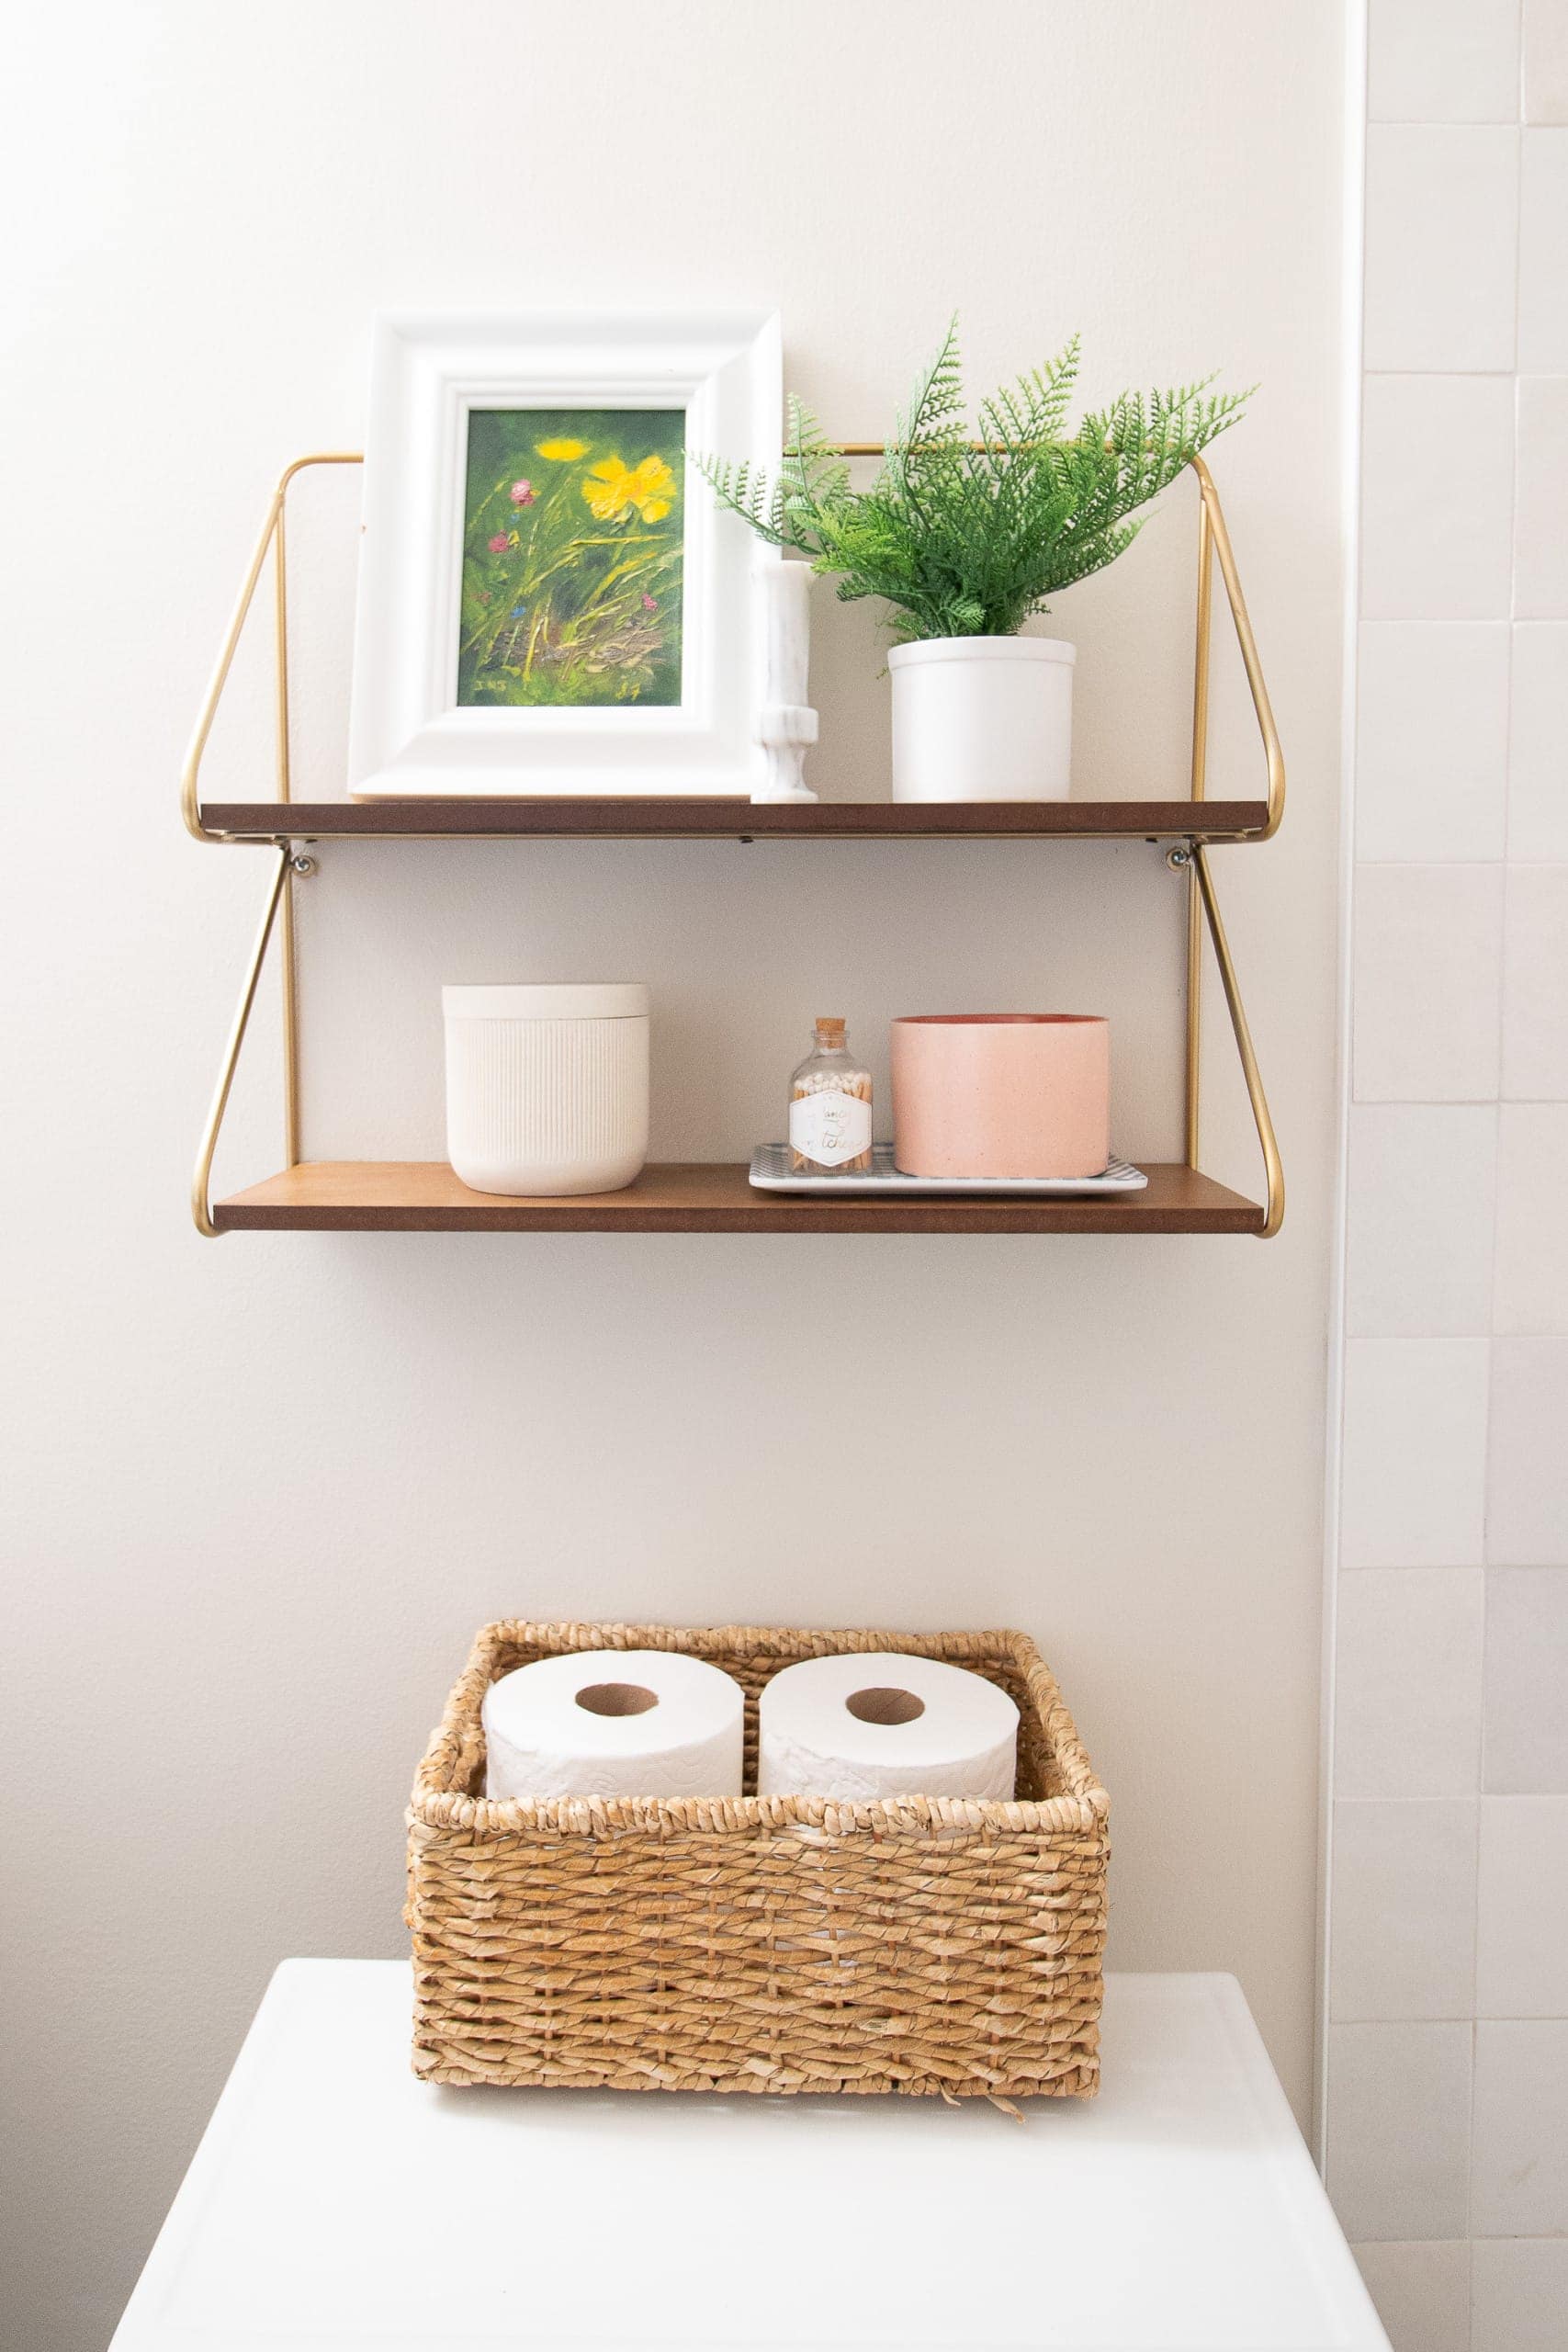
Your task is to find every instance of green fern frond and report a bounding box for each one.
[694,322,1252,639]
[690,450,790,547]
[895,312,966,453]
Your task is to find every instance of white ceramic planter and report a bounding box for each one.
[888,635,1076,802]
[443,984,649,1196]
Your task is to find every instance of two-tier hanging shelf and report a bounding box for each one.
[183,451,1284,1239]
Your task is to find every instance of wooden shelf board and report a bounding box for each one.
[213,1160,1267,1235]
[198,797,1269,842]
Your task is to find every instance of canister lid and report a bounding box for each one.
[886,635,1077,667]
[442,983,649,1021]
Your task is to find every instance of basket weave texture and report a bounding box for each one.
[408,1621,1110,2099]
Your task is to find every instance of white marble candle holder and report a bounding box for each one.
[752,559,819,804]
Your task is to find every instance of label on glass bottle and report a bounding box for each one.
[790,1090,872,1167]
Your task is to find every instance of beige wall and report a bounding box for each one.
[0,6,1347,2346]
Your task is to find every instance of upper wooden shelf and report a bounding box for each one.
[198,797,1269,842]
[213,1160,1267,1236]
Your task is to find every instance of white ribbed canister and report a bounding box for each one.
[442,984,649,1196]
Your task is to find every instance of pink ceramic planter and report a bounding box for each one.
[891,1014,1111,1180]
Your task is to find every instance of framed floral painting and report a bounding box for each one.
[348,311,782,797]
[457,408,685,710]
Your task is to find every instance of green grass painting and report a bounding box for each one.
[457,408,685,707]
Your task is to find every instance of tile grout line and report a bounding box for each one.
[1318,0,1377,2187]
[1466,17,1527,2283]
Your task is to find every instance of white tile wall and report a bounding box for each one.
[1518,134,1568,370]
[1477,1797,1568,2015]
[1331,1801,1478,2020]
[1362,375,1516,619]
[1484,1567,1568,1791]
[1507,624,1568,861]
[1364,127,1519,371]
[1524,0,1568,124]
[1472,2021,1568,2234]
[1357,621,1509,862]
[1355,2238,1473,2352]
[1339,12,1568,2343]
[1335,1569,1483,1798]
[1487,1338,1568,1562]
[1514,377,1568,616]
[1328,2023,1474,2240]
[1502,865,1568,1096]
[1348,1106,1498,1333]
[1472,2238,1568,2350]
[1341,1339,1491,1567]
[1371,0,1520,123]
[1495,1104,1568,1332]
[1352,865,1504,1101]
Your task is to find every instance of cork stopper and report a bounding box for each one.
[814,1016,847,1046]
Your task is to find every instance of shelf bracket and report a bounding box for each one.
[182,452,359,1234]
[192,843,291,1238]
[1179,453,1285,1237]
[181,452,363,848]
[1187,841,1285,1239]
[1185,454,1286,843]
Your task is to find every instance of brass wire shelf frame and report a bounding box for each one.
[182,448,1285,1239]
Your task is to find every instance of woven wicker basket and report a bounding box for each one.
[408,1620,1110,2099]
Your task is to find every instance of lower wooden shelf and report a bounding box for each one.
[212,1160,1268,1235]
[198,797,1271,842]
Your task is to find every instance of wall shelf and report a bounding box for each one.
[198,797,1272,844]
[213,1160,1268,1235]
[184,450,1287,1241]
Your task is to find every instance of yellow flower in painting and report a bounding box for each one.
[581,454,677,523]
[536,436,588,461]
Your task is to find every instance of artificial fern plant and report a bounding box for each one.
[696,322,1250,642]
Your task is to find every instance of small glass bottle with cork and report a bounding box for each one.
[788,1017,874,1173]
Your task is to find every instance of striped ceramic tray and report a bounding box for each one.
[749,1144,1149,1197]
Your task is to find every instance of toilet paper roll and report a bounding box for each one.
[482,1649,745,1802]
[758,1651,1019,1803]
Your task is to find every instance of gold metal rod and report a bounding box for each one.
[274,497,292,805]
[1189,454,1286,838]
[180,452,361,842]
[181,492,284,841]
[1192,842,1285,1238]
[1185,866,1203,1167]
[818,442,1077,458]
[274,505,302,1166]
[1190,494,1213,806]
[279,866,301,1169]
[191,844,291,1238]
[1185,490,1214,1165]
[265,456,360,1163]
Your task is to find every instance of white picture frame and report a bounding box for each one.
[347,310,782,798]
